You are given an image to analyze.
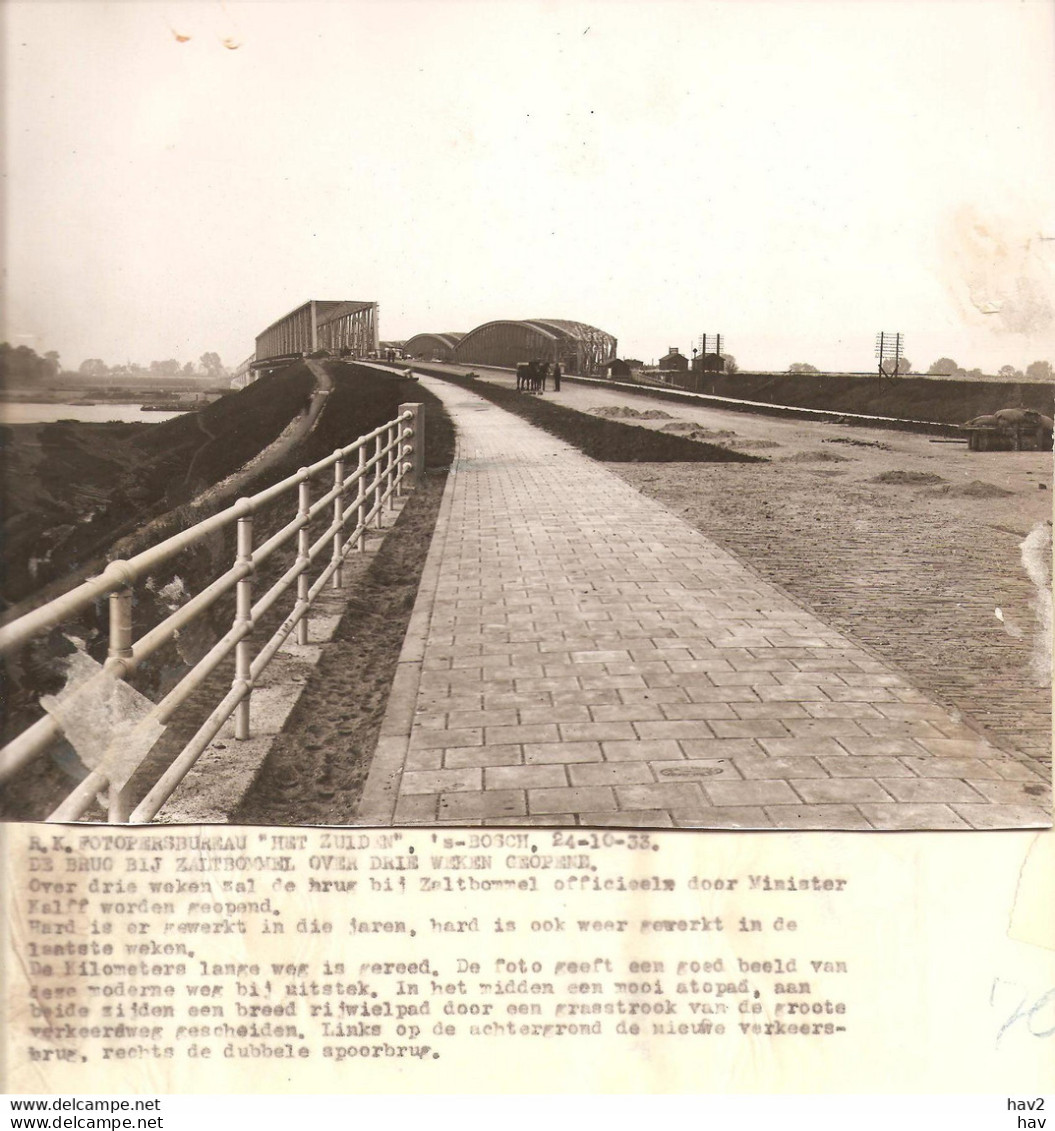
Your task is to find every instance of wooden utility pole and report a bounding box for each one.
[875,331,904,378]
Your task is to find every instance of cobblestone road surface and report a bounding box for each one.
[356,376,1051,829]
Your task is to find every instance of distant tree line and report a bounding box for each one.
[79,351,227,379]
[785,357,1054,380]
[1,343,229,382]
[0,343,61,383]
[926,358,1053,381]
[789,359,913,375]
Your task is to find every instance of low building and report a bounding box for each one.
[658,347,688,372]
[691,353,725,375]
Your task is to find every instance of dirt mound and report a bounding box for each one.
[660,423,738,440]
[824,436,891,450]
[782,450,850,463]
[590,405,673,420]
[871,470,946,486]
[728,439,781,451]
[0,362,425,615]
[937,479,1014,498]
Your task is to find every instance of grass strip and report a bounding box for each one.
[427,369,764,464]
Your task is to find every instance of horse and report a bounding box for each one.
[517,361,545,393]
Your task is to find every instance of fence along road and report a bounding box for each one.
[357,374,1049,830]
[0,400,424,823]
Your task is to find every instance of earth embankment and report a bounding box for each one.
[692,371,1055,425]
[2,366,313,611]
[0,362,445,819]
[1,361,425,613]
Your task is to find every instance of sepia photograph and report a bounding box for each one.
[3,0,1055,1112]
[2,0,1052,834]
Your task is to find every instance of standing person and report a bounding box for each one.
[539,361,548,393]
[552,360,561,392]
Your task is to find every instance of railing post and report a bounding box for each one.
[332,454,345,589]
[385,421,396,510]
[399,403,424,489]
[357,446,367,552]
[106,584,134,821]
[234,510,254,740]
[296,476,311,645]
[107,782,133,824]
[373,434,384,528]
[108,585,134,660]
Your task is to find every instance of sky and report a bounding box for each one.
[4,0,1055,374]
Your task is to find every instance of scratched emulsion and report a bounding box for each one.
[164,0,241,50]
[1020,523,1054,686]
[41,650,165,792]
[941,204,1055,334]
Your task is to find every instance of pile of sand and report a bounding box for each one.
[871,470,945,485]
[729,439,782,451]
[661,422,737,439]
[937,479,1014,498]
[782,450,850,463]
[824,436,891,451]
[590,405,673,420]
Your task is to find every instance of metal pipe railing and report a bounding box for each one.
[0,418,403,656]
[0,404,423,823]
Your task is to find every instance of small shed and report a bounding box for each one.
[692,352,725,374]
[659,347,688,372]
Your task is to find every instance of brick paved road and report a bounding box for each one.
[356,377,1051,829]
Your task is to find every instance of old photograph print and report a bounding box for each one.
[1,0,1052,830]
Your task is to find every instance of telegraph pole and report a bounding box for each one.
[694,333,726,392]
[698,333,724,366]
[875,331,904,378]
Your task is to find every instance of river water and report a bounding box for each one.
[0,402,191,424]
